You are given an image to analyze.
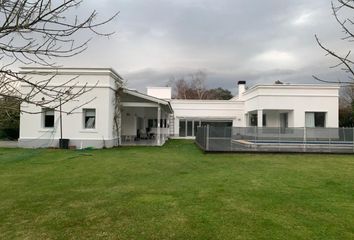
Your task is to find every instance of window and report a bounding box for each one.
[305,112,326,127]
[148,119,167,128]
[262,114,267,127]
[249,114,266,127]
[180,119,232,137]
[43,109,54,128]
[148,119,155,128]
[194,121,200,136]
[250,114,257,126]
[179,120,186,137]
[84,109,96,129]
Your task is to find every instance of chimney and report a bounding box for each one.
[238,81,246,98]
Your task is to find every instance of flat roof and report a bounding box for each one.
[19,67,123,83]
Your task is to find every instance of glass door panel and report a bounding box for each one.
[179,120,186,137]
[187,120,193,136]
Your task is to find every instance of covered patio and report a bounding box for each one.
[120,89,173,146]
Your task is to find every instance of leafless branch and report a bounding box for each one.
[0,0,118,113]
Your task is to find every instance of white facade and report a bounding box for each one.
[146,87,172,100]
[240,84,339,128]
[18,68,339,148]
[19,68,122,148]
[18,67,173,149]
[147,82,339,138]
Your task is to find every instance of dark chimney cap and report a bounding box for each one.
[238,81,246,85]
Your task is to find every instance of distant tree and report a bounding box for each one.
[189,71,208,99]
[339,85,354,126]
[206,87,233,100]
[170,71,208,99]
[0,0,118,114]
[339,107,354,127]
[171,77,190,99]
[169,72,233,100]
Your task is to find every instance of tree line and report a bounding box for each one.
[168,71,233,100]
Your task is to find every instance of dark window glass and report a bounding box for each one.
[179,120,186,137]
[315,112,326,127]
[159,119,167,128]
[250,114,257,126]
[44,109,54,128]
[148,119,154,128]
[194,121,200,136]
[187,121,193,136]
[84,109,96,129]
[262,114,267,127]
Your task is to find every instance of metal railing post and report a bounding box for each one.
[328,128,331,153]
[352,127,354,153]
[254,126,257,143]
[206,125,210,151]
[303,127,307,152]
[278,126,281,151]
[343,127,346,142]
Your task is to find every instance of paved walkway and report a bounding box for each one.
[0,141,18,148]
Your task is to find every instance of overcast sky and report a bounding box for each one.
[60,0,350,94]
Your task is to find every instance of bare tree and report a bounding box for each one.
[0,0,118,113]
[169,71,233,100]
[313,0,354,85]
[170,71,208,99]
[341,85,354,106]
[314,1,354,125]
[190,71,208,99]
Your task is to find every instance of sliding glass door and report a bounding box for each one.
[179,119,233,137]
[187,120,193,137]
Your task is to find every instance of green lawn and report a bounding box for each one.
[0,140,353,240]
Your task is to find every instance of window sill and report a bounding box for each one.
[80,129,98,133]
[38,128,55,133]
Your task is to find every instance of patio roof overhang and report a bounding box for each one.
[121,88,173,114]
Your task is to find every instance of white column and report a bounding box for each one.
[257,109,263,127]
[157,105,161,145]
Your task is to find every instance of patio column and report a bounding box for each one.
[257,109,263,127]
[157,105,161,145]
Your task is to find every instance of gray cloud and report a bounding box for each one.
[58,0,349,93]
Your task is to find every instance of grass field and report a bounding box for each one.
[0,140,353,240]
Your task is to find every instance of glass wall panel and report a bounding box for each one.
[194,121,200,136]
[179,120,186,137]
[187,121,193,136]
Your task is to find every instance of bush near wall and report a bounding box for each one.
[0,128,19,140]
[0,97,20,140]
[339,107,354,127]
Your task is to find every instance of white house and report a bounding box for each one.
[147,81,339,138]
[18,67,173,148]
[18,67,339,148]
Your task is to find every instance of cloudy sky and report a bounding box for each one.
[60,0,350,94]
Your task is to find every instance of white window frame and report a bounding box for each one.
[83,108,96,129]
[42,108,55,128]
[305,112,326,128]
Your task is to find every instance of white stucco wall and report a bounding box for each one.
[243,85,339,128]
[167,84,339,137]
[19,67,340,144]
[147,87,172,99]
[18,68,122,148]
[170,100,245,135]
